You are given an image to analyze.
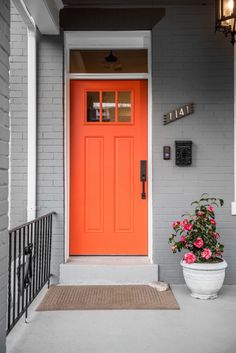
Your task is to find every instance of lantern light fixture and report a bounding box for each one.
[216,0,236,44]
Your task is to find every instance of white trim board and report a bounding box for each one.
[64,31,153,263]
[232,44,236,215]
[12,0,37,222]
[64,31,151,49]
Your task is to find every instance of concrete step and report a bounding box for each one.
[59,257,158,285]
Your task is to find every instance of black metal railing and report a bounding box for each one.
[7,212,55,334]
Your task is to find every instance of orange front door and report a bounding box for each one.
[70,80,148,255]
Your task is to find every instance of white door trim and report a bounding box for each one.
[64,31,153,262]
[232,44,236,215]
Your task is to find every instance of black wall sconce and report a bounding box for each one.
[216,0,236,44]
[175,141,192,166]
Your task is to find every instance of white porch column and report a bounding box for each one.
[27,28,37,221]
[12,1,37,221]
[232,45,236,215]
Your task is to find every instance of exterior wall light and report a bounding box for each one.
[216,0,236,44]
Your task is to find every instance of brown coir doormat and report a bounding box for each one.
[37,285,179,311]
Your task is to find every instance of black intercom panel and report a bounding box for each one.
[175,141,192,166]
[163,146,171,160]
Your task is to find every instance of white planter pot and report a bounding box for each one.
[180,259,227,299]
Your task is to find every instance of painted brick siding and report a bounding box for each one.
[0,1,10,351]
[152,5,235,283]
[9,2,28,228]
[8,2,236,287]
[37,35,64,283]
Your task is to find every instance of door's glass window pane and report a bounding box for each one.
[223,0,234,17]
[102,92,115,122]
[87,92,100,122]
[118,92,131,122]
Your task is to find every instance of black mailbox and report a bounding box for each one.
[175,141,192,166]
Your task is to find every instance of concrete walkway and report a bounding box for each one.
[7,285,236,353]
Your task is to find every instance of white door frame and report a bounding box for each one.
[64,31,153,262]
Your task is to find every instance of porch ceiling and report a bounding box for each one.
[60,0,213,30]
[60,7,165,30]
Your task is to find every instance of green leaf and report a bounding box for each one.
[191,201,199,206]
[200,193,209,198]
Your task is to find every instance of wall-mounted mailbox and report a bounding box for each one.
[175,141,192,166]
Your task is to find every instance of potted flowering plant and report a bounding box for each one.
[169,194,227,299]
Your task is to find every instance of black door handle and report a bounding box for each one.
[140,160,147,199]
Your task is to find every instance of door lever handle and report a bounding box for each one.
[140,160,147,199]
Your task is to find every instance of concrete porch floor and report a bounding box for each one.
[7,285,236,353]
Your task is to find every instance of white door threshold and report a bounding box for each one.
[60,256,158,285]
[66,256,152,265]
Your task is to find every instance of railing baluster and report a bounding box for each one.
[17,228,22,317]
[42,217,45,285]
[46,216,50,287]
[6,212,55,335]
[12,230,17,324]
[39,219,42,289]
[45,216,49,283]
[35,219,40,293]
[48,214,53,288]
[28,224,33,300]
[32,221,36,297]
[22,226,25,315]
[7,231,12,333]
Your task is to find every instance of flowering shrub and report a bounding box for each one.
[169,195,224,264]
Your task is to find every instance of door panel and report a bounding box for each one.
[70,80,148,255]
[114,137,134,232]
[84,137,104,232]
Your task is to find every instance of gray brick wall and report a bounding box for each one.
[36,5,236,284]
[0,0,10,351]
[9,2,28,228]
[37,35,64,283]
[8,2,236,287]
[152,5,235,283]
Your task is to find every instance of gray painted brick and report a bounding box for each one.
[37,35,64,283]
[0,1,9,351]
[151,5,236,284]
[8,2,236,292]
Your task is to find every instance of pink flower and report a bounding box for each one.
[193,237,204,248]
[198,211,204,216]
[172,221,180,228]
[184,224,193,231]
[183,252,196,264]
[207,205,214,212]
[201,248,212,260]
[210,219,216,226]
[180,219,189,227]
[214,232,220,239]
[180,235,186,242]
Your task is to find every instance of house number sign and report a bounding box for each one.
[163,103,194,125]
